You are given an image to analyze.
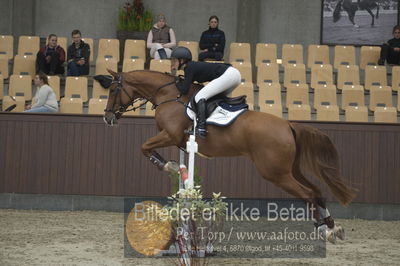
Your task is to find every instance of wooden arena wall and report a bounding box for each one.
[0,113,399,204]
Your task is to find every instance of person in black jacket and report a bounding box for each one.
[379,25,400,65]
[67,29,90,76]
[198,16,225,61]
[171,47,241,138]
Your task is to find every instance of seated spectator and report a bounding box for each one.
[198,16,225,61]
[25,72,58,113]
[147,14,176,59]
[67,29,90,76]
[36,34,65,75]
[379,25,400,65]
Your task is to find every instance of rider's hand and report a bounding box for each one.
[175,76,184,83]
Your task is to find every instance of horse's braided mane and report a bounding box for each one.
[126,69,203,90]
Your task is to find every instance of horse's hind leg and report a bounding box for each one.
[366,7,375,26]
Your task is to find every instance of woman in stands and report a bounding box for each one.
[170,46,241,138]
[379,25,400,66]
[25,72,58,113]
[147,14,176,59]
[198,15,226,61]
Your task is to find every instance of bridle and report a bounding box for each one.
[104,73,189,120]
[104,73,147,119]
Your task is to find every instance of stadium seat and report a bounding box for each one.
[2,95,25,112]
[122,58,145,72]
[255,43,277,66]
[144,102,155,116]
[286,83,309,106]
[13,55,35,78]
[98,38,120,62]
[65,76,88,102]
[342,85,365,110]
[334,45,356,69]
[398,92,400,111]
[88,98,107,114]
[0,57,9,78]
[60,98,83,114]
[364,65,387,91]
[374,107,397,123]
[231,82,254,104]
[8,74,32,100]
[0,35,13,60]
[178,41,199,61]
[310,64,333,88]
[150,59,171,73]
[337,65,360,90]
[231,62,252,83]
[81,38,94,62]
[391,66,400,92]
[282,44,303,66]
[288,103,311,120]
[124,106,141,116]
[360,46,381,70]
[95,58,118,75]
[47,75,60,100]
[369,86,393,111]
[259,102,282,118]
[258,82,282,106]
[124,39,146,61]
[345,106,368,122]
[314,84,337,110]
[92,80,109,99]
[229,43,251,63]
[316,105,339,121]
[283,63,306,88]
[257,63,279,85]
[17,36,40,57]
[307,45,330,68]
[0,74,3,99]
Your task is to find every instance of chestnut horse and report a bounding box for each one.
[101,69,356,240]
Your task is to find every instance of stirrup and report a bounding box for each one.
[184,127,208,138]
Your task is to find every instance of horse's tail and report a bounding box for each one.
[290,122,357,206]
[333,0,344,22]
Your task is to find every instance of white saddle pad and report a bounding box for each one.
[186,105,248,127]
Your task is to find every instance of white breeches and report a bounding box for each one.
[149,43,172,59]
[195,67,241,102]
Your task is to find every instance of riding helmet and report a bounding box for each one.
[171,46,192,61]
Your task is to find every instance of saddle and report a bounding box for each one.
[186,93,248,127]
[189,94,248,119]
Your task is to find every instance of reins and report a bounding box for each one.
[106,72,195,117]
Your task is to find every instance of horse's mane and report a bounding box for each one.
[125,69,203,91]
[125,69,176,79]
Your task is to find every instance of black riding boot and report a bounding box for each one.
[196,99,207,138]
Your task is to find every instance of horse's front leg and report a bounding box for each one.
[142,129,179,172]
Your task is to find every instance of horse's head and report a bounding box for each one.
[96,69,142,126]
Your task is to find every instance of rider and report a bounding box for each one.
[170,46,241,138]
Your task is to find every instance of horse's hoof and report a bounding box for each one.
[354,24,360,28]
[326,229,337,244]
[334,225,345,241]
[164,161,180,173]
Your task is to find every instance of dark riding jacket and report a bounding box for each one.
[176,61,231,95]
